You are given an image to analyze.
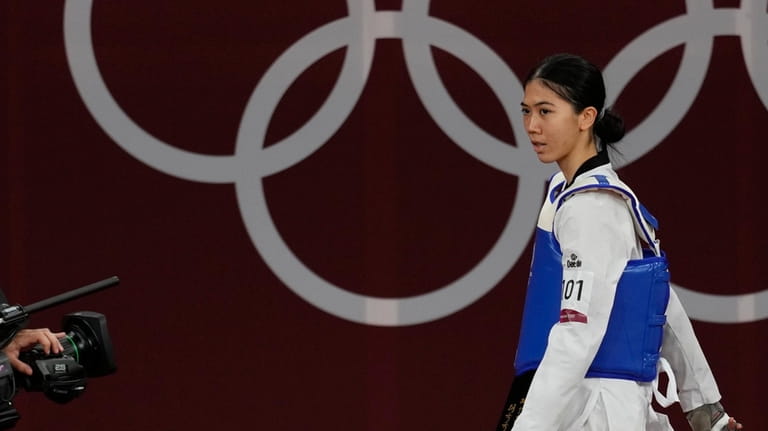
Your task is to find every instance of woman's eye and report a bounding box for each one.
[521,107,530,115]
[540,109,551,115]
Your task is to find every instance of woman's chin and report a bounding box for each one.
[535,153,555,164]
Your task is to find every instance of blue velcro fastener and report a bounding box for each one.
[639,203,659,230]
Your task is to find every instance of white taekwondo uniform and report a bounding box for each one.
[511,154,723,431]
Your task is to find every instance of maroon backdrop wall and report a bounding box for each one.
[2,1,766,430]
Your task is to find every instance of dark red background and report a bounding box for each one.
[2,1,765,429]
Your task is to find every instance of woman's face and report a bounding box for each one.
[521,79,590,167]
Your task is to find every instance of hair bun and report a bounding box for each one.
[594,107,625,145]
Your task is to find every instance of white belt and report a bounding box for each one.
[652,357,680,408]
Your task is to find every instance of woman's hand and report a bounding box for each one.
[726,417,743,430]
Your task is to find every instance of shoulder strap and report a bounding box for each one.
[556,174,662,257]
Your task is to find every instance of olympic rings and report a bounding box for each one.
[63,0,768,325]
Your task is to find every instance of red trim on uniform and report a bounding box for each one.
[559,308,588,323]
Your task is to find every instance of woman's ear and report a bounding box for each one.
[579,106,598,131]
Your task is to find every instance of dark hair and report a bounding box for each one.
[525,53,625,146]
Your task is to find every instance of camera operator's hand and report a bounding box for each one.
[2,328,64,375]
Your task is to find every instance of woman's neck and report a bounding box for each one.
[559,140,598,184]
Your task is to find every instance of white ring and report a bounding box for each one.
[63,0,768,324]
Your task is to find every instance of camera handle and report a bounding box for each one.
[0,276,120,349]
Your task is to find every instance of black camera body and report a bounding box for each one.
[0,277,119,429]
[0,311,116,428]
[16,350,87,404]
[18,312,115,400]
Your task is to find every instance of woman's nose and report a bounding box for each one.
[525,115,539,134]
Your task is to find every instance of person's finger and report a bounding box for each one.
[46,331,63,354]
[34,329,54,354]
[8,356,32,376]
[727,417,743,430]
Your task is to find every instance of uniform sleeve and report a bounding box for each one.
[512,190,638,430]
[661,288,722,411]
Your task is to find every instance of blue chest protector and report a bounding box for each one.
[513,173,670,382]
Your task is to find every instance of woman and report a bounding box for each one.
[499,53,742,431]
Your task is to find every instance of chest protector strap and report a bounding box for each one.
[514,173,670,382]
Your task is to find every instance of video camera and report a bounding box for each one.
[0,276,119,429]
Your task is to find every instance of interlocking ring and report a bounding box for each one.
[64,0,768,325]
